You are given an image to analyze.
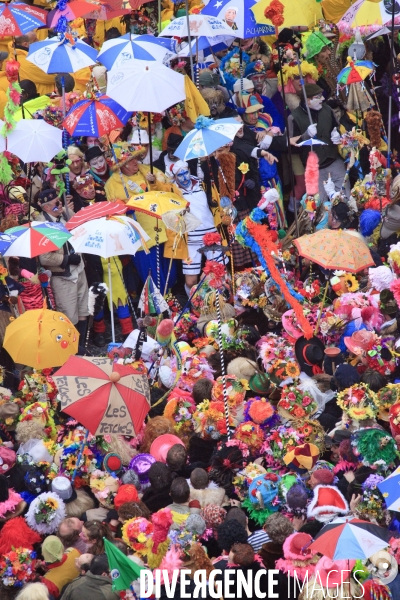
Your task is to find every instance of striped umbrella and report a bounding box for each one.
[0,3,47,36]
[98,33,177,69]
[27,34,98,74]
[378,466,400,511]
[4,222,72,259]
[63,94,132,137]
[310,517,391,559]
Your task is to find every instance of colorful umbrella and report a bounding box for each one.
[53,355,151,436]
[174,116,242,161]
[63,94,132,137]
[65,201,127,230]
[138,274,169,315]
[98,33,177,69]
[46,1,96,27]
[201,0,275,39]
[251,0,323,31]
[4,222,72,259]
[161,14,237,38]
[0,232,18,255]
[104,538,144,592]
[178,35,234,57]
[106,60,186,113]
[127,191,188,218]
[3,307,79,369]
[377,467,400,511]
[310,517,391,559]
[0,3,47,36]
[6,119,63,163]
[293,229,374,273]
[338,0,400,33]
[68,214,150,258]
[27,34,98,74]
[337,58,375,85]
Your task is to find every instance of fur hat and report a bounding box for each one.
[307,485,349,522]
[227,357,258,381]
[368,266,395,292]
[0,516,41,554]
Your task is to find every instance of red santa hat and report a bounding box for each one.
[307,485,349,522]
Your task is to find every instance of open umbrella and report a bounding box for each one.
[337,58,375,85]
[309,516,391,559]
[174,116,242,161]
[178,35,234,57]
[46,0,96,27]
[293,229,374,273]
[4,221,71,258]
[106,60,186,113]
[81,0,131,20]
[65,201,127,230]
[0,3,47,36]
[68,215,150,342]
[63,94,132,137]
[201,0,275,38]
[338,0,400,32]
[3,307,79,369]
[126,191,188,217]
[98,33,177,69]
[0,233,18,255]
[377,466,400,511]
[6,119,63,163]
[138,274,169,315]
[251,0,323,30]
[161,14,237,38]
[53,355,151,436]
[27,34,98,74]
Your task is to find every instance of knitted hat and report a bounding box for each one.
[284,443,320,471]
[42,535,64,563]
[114,484,139,509]
[304,31,332,60]
[307,485,349,522]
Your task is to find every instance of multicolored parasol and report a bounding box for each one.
[4,222,72,259]
[337,58,375,85]
[63,95,132,137]
[138,274,169,315]
[0,3,47,36]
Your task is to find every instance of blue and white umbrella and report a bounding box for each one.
[201,0,275,39]
[178,35,234,57]
[296,139,328,146]
[161,14,236,38]
[26,33,98,74]
[174,116,242,161]
[98,34,177,69]
[0,233,17,255]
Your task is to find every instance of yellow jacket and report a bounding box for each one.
[105,166,169,248]
[14,95,52,121]
[8,41,55,95]
[70,17,126,48]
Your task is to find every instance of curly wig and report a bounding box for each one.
[139,417,177,454]
[216,519,248,551]
[106,435,137,465]
[264,513,294,545]
[117,500,151,522]
[184,543,215,578]
[364,110,383,149]
[15,419,47,444]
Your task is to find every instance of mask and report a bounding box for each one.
[90,155,107,175]
[176,169,191,188]
[308,97,323,111]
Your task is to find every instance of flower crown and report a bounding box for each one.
[337,383,379,421]
[122,517,153,554]
[212,375,247,408]
[278,385,318,421]
[164,395,196,435]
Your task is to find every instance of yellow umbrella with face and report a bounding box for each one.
[3,307,79,369]
[126,191,189,217]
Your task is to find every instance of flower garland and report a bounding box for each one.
[233,421,264,453]
[193,399,231,438]
[260,425,305,469]
[0,548,37,588]
[337,383,379,421]
[0,60,21,184]
[122,517,154,555]
[235,209,313,339]
[163,395,196,437]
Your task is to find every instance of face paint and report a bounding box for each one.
[89,155,107,175]
[308,96,324,111]
[87,137,100,148]
[176,168,191,188]
[80,184,95,200]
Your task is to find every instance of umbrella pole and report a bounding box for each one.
[277,44,299,238]
[185,0,195,81]
[314,279,329,336]
[296,53,313,126]
[175,274,206,324]
[163,256,174,296]
[148,112,153,175]
[27,162,32,223]
[387,6,396,168]
[108,258,116,343]
[61,75,66,118]
[214,288,230,438]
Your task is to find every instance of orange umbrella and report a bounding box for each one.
[293,229,374,273]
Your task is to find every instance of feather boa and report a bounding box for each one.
[391,279,400,307]
[0,489,22,518]
[305,151,319,196]
[236,209,313,339]
[0,516,41,554]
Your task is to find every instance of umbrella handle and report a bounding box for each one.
[314,279,329,336]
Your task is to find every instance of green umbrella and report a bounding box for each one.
[104,538,145,592]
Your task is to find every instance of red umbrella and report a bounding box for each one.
[53,355,151,436]
[65,201,127,230]
[0,3,47,36]
[81,0,131,20]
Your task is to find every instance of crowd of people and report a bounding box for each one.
[2,2,400,600]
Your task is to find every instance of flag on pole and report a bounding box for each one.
[104,537,144,592]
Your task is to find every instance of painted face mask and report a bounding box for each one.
[89,155,107,175]
[176,168,191,188]
[308,97,324,111]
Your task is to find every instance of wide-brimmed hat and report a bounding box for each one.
[381,203,400,239]
[129,453,156,485]
[111,142,148,171]
[282,309,304,342]
[304,31,332,60]
[283,532,315,561]
[150,434,185,463]
[343,330,376,355]
[295,336,325,376]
